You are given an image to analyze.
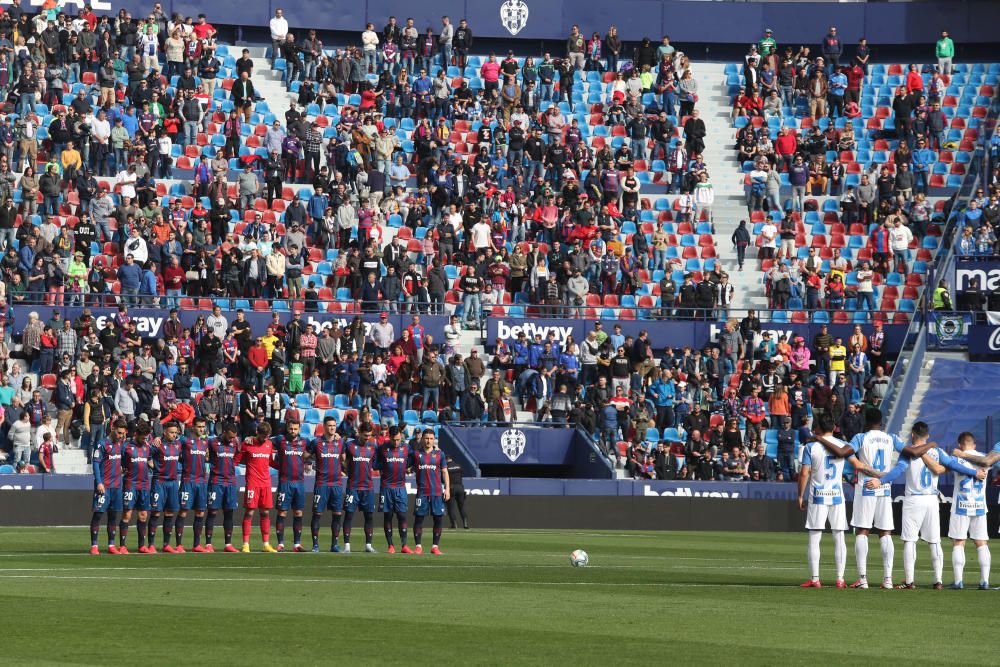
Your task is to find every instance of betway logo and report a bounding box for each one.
[643,485,741,499]
[496,320,574,344]
[710,324,792,347]
[303,316,374,336]
[956,267,1000,291]
[94,315,163,337]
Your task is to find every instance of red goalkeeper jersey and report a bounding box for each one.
[235,438,274,488]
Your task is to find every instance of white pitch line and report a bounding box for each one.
[0,573,787,589]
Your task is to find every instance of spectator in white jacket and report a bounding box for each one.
[692,172,715,225]
[888,218,914,274]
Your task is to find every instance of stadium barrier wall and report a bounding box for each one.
[4,477,997,532]
[84,0,1000,44]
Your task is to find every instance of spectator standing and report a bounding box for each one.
[935,30,954,75]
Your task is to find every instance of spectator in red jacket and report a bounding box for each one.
[905,64,924,95]
[247,338,269,391]
[774,127,798,172]
[844,63,864,107]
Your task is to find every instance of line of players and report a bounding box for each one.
[90,415,451,555]
[798,408,996,590]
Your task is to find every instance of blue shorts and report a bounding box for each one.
[345,489,376,513]
[380,487,408,513]
[414,494,444,517]
[209,483,239,511]
[180,482,209,511]
[312,485,345,513]
[93,486,123,513]
[151,481,181,513]
[123,488,151,511]
[277,481,306,511]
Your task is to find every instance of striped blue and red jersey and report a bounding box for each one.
[410,449,445,497]
[151,437,183,483]
[377,443,409,489]
[345,440,377,491]
[122,441,153,491]
[307,436,344,486]
[208,437,239,486]
[92,438,125,489]
[273,435,309,483]
[181,436,210,484]
[870,227,891,253]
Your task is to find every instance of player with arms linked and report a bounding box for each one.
[378,425,412,554]
[89,419,128,554]
[273,419,309,552]
[235,422,278,553]
[945,432,993,589]
[178,417,212,551]
[410,428,450,555]
[872,422,984,589]
[307,416,346,552]
[343,423,379,553]
[813,407,934,589]
[120,421,155,554]
[797,414,849,588]
[149,422,184,553]
[207,422,241,552]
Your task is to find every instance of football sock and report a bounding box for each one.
[977,545,991,584]
[193,516,204,547]
[223,511,234,544]
[343,511,354,543]
[384,514,394,547]
[174,515,185,546]
[952,544,966,583]
[119,521,129,546]
[206,511,216,543]
[855,534,869,578]
[833,531,846,579]
[331,513,342,547]
[242,515,252,544]
[107,511,118,546]
[311,513,321,544]
[276,515,285,545]
[90,512,102,547]
[930,542,944,583]
[880,535,894,581]
[413,514,425,545]
[363,512,373,545]
[903,541,917,584]
[432,515,443,547]
[397,512,408,546]
[148,514,159,546]
[807,530,822,580]
[292,515,302,545]
[162,515,174,547]
[137,519,147,548]
[260,514,270,543]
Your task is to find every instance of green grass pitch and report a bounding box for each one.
[0,528,995,665]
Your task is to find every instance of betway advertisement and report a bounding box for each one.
[488,317,907,354]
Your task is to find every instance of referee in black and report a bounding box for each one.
[446,456,469,529]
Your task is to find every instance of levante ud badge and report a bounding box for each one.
[500,428,526,462]
[500,0,529,36]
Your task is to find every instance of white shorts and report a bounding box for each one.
[851,494,894,531]
[948,513,989,542]
[900,495,940,543]
[806,503,848,531]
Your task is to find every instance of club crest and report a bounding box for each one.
[500,0,529,36]
[500,428,526,462]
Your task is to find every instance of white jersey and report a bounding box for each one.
[802,438,846,506]
[904,447,941,496]
[952,467,988,517]
[849,430,904,498]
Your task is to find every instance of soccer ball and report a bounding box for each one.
[570,549,589,567]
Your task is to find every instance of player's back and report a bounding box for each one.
[904,447,941,496]
[952,461,987,517]
[803,439,846,505]
[851,429,902,497]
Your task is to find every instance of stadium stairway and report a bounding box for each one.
[695,63,769,311]
[246,47,291,115]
